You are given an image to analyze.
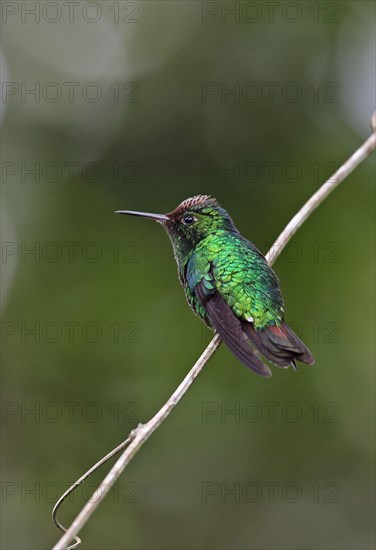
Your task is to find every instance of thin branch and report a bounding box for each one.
[52,336,221,550]
[52,436,133,549]
[52,113,376,550]
[267,112,376,265]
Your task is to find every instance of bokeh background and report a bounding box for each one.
[1,1,375,549]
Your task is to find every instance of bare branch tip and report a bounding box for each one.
[371,111,376,133]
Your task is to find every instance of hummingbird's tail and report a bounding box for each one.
[242,322,314,369]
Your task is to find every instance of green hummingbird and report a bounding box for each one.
[116,195,314,377]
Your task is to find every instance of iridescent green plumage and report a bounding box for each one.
[184,231,284,330]
[116,195,314,377]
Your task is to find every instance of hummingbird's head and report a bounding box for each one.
[163,195,236,243]
[115,195,237,259]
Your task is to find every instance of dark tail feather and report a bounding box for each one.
[242,321,314,369]
[197,289,272,377]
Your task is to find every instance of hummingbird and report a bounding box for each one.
[116,195,314,377]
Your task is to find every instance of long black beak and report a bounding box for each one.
[115,210,169,222]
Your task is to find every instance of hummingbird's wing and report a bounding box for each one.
[186,242,313,374]
[186,255,272,377]
[209,238,314,368]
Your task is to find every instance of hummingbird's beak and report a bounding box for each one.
[115,210,169,222]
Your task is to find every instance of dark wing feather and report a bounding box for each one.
[195,282,272,377]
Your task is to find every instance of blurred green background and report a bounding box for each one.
[1,1,375,549]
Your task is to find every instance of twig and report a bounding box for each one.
[52,336,221,550]
[52,436,133,549]
[267,112,376,265]
[52,113,376,550]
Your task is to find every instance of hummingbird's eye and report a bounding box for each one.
[182,214,196,225]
